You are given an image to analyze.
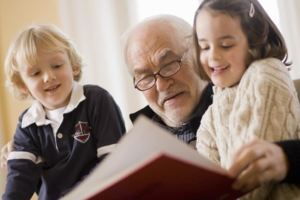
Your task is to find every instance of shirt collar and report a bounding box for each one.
[21,82,86,128]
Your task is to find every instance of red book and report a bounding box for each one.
[61,117,243,200]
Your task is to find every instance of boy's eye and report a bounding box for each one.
[53,64,62,69]
[30,71,40,77]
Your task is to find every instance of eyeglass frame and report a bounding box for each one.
[133,51,187,91]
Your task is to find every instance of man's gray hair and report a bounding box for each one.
[121,14,193,66]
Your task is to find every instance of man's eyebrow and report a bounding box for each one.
[157,49,173,63]
[133,49,179,75]
[133,68,151,75]
[157,49,181,64]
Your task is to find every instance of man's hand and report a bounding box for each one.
[1,141,13,169]
[228,138,288,192]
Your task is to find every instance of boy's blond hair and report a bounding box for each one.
[5,24,83,99]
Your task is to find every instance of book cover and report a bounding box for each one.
[61,116,242,200]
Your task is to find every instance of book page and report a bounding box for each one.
[61,116,229,200]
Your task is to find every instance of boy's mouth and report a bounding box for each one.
[45,84,60,92]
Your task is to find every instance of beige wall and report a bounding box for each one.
[0,0,61,141]
[0,0,61,197]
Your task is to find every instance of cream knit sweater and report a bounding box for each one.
[196,58,300,199]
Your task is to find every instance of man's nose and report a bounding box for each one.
[155,75,173,91]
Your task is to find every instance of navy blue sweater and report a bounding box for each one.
[3,85,125,200]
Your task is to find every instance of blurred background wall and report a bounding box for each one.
[0,0,61,196]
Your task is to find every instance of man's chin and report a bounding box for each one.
[163,93,186,109]
[164,111,190,127]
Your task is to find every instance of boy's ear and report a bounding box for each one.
[18,82,29,95]
[14,75,31,98]
[72,67,80,76]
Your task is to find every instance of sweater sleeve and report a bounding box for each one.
[196,105,220,165]
[276,140,300,184]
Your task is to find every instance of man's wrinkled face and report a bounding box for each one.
[126,26,205,127]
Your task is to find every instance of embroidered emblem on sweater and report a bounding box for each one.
[74,121,91,143]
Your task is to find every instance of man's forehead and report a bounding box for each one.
[130,48,177,75]
[155,49,178,62]
[128,33,180,60]
[127,27,187,73]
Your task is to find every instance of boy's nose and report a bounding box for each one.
[44,71,56,82]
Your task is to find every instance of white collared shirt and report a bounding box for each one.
[21,82,86,139]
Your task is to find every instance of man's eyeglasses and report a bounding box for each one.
[134,56,184,91]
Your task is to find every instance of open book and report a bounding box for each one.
[61,116,242,200]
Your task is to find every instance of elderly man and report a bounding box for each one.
[123,15,212,146]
